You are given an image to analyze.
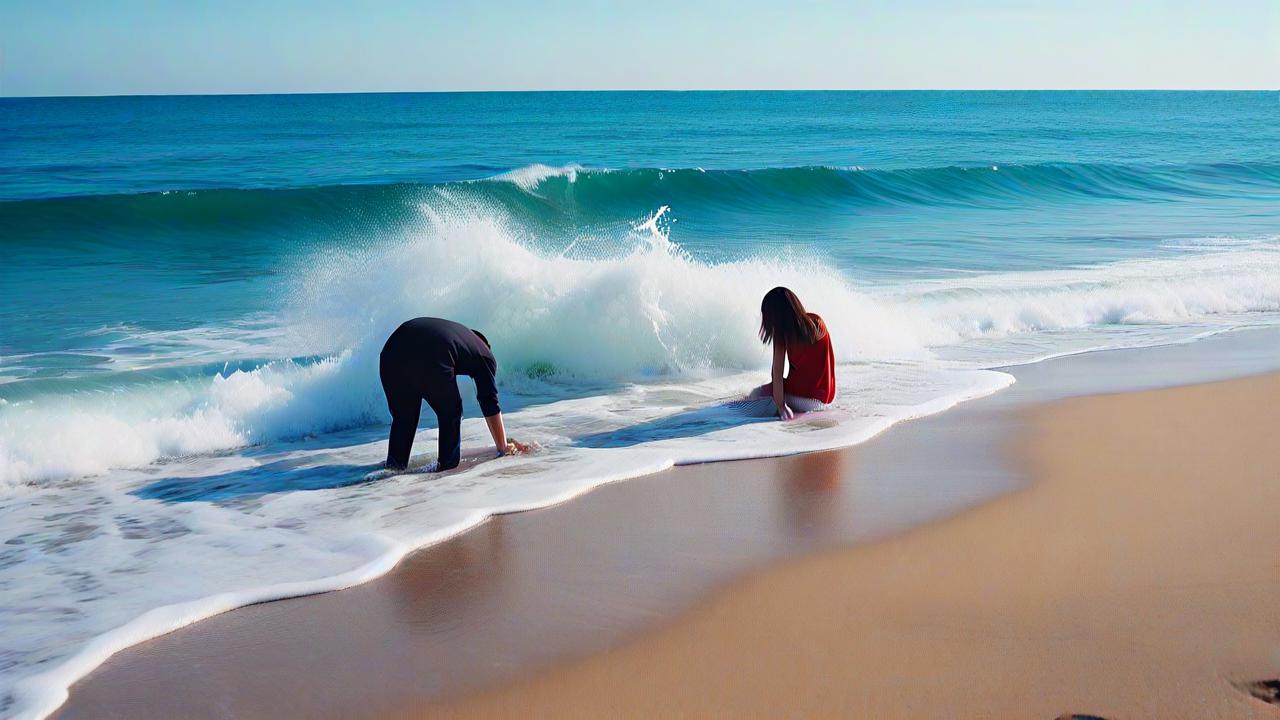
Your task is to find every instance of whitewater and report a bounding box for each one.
[3,91,1280,720]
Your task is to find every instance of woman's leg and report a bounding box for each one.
[747,383,772,399]
[785,394,825,413]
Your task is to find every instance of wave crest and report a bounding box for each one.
[6,161,1278,247]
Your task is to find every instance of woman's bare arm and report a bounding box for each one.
[771,342,794,420]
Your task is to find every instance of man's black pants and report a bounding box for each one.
[379,354,462,471]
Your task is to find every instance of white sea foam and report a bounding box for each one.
[4,211,1280,488]
[3,203,1280,718]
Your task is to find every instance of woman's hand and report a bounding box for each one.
[778,403,795,421]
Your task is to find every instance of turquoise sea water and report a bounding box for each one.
[5,92,1280,361]
[2,91,1279,718]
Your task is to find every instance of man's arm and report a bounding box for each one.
[473,360,516,455]
[485,412,509,456]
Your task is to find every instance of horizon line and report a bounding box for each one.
[3,88,1276,100]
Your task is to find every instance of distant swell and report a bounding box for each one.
[4,161,1279,242]
[485,161,1280,208]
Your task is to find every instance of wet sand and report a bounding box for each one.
[54,350,1280,719]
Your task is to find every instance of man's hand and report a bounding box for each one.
[502,439,533,456]
[778,403,795,421]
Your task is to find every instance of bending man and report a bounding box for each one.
[379,317,521,471]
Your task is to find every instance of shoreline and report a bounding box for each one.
[11,366,1012,720]
[44,329,1280,719]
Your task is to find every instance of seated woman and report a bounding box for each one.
[748,286,836,419]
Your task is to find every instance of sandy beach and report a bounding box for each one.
[53,348,1280,719]
[430,372,1280,720]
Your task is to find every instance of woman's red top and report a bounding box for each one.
[783,314,836,404]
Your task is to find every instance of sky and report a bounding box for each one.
[2,0,1277,96]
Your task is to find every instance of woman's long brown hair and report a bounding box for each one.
[759,286,822,346]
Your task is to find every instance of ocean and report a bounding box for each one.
[2,91,1279,718]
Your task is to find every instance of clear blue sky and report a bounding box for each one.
[3,0,1276,96]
